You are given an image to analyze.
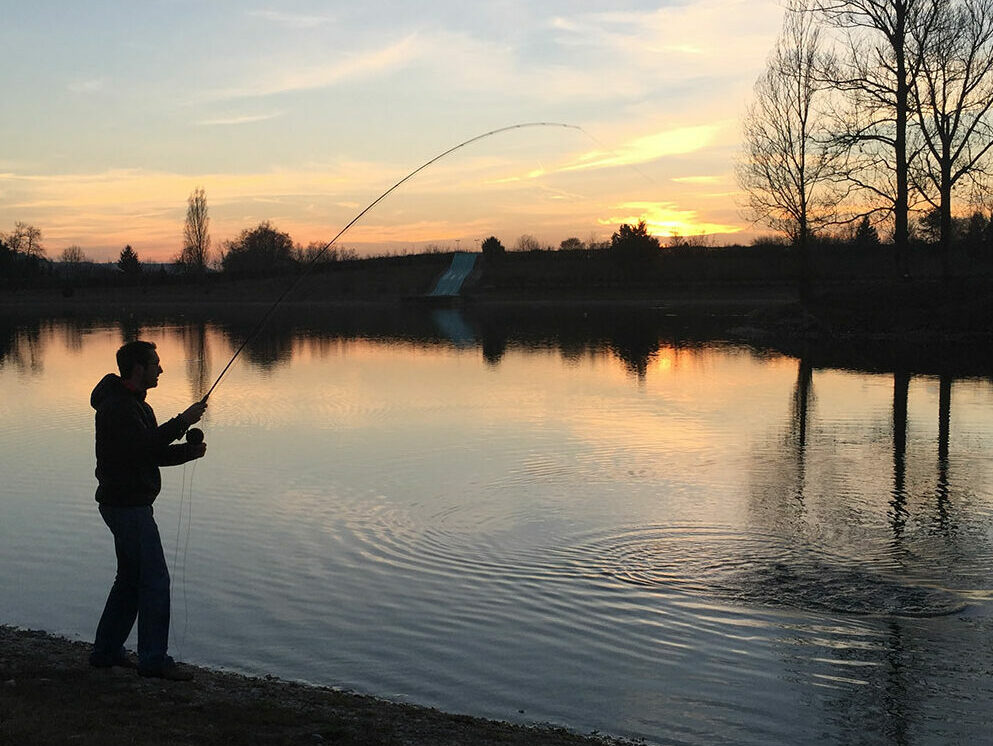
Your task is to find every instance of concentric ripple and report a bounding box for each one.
[557,524,967,617]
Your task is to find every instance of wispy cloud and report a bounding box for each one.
[195,112,284,126]
[549,1,781,85]
[247,9,334,29]
[207,35,421,100]
[672,175,722,185]
[564,124,723,171]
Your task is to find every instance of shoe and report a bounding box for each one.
[90,651,138,669]
[138,658,194,682]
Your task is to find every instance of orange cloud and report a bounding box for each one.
[599,201,741,238]
[563,124,723,171]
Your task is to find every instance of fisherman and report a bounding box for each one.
[89,340,207,681]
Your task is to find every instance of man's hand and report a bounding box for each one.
[191,442,207,459]
[180,400,207,426]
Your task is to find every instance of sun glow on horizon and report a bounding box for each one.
[1,1,783,260]
[599,201,741,239]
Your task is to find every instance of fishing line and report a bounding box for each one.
[201,121,584,402]
[171,458,196,659]
[178,459,196,656]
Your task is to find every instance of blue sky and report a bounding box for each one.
[0,1,784,261]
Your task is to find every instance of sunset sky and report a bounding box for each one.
[1,1,785,262]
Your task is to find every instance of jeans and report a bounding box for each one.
[92,504,171,670]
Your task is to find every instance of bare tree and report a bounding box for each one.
[59,245,87,281]
[815,0,942,274]
[297,240,340,263]
[180,187,211,273]
[911,0,993,275]
[5,221,45,258]
[738,2,843,298]
[514,234,541,252]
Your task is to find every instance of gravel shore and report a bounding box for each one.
[1,626,632,746]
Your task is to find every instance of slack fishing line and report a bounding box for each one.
[171,457,198,658]
[201,121,586,403]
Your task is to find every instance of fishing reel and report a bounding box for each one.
[186,427,204,446]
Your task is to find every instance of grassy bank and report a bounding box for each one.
[0,626,631,746]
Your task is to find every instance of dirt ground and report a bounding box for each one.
[0,626,634,746]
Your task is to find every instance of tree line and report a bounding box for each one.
[737,0,993,290]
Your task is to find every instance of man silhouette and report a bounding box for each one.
[89,340,207,680]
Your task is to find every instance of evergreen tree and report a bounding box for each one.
[118,244,142,275]
[610,221,661,264]
[964,211,989,256]
[853,217,881,250]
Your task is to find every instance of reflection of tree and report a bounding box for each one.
[231,322,295,371]
[746,361,993,743]
[61,317,86,353]
[480,326,508,367]
[751,362,983,562]
[608,322,660,382]
[469,306,691,377]
[890,371,910,541]
[804,618,915,744]
[789,358,814,508]
[0,317,45,374]
[935,374,952,530]
[746,356,816,535]
[181,321,211,400]
[118,316,142,346]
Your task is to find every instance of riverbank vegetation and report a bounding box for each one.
[3,216,992,298]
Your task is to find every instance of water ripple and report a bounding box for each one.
[556,524,967,618]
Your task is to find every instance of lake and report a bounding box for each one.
[2,305,992,745]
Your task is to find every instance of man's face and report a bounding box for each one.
[139,351,162,389]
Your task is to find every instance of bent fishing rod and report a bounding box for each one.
[200,121,582,403]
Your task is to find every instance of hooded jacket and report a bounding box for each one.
[90,373,197,506]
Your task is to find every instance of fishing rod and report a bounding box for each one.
[201,121,582,402]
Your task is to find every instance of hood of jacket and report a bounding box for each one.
[91,373,129,410]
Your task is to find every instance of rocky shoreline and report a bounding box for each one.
[0,626,632,746]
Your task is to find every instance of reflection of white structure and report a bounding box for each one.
[429,252,477,297]
[431,309,475,347]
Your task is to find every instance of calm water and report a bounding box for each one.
[2,308,992,745]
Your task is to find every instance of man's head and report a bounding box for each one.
[116,340,162,390]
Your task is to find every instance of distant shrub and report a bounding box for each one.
[481,236,505,260]
[222,221,296,274]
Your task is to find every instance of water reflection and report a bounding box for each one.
[737,352,993,618]
[891,371,910,540]
[936,374,952,531]
[180,321,212,401]
[0,316,44,374]
[3,305,991,386]
[789,357,813,508]
[2,307,992,744]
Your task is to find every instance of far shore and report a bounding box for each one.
[3,271,992,379]
[1,625,632,746]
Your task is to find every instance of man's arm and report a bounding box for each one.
[155,401,208,465]
[102,398,207,458]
